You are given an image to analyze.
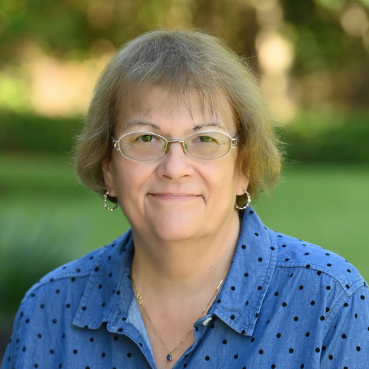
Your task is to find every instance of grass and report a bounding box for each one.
[254,165,369,280]
[0,154,368,309]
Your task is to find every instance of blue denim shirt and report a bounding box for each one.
[2,208,369,369]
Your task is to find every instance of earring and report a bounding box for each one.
[103,190,119,211]
[235,189,251,210]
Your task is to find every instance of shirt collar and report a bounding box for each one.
[73,206,277,337]
[209,207,278,336]
[73,231,135,331]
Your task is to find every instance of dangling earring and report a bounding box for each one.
[103,190,119,211]
[235,189,251,210]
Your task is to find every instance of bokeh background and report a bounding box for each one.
[1,0,369,360]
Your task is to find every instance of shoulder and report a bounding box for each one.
[21,246,105,305]
[258,230,369,335]
[3,230,133,367]
[271,231,367,295]
[14,229,133,327]
[24,230,132,300]
[251,230,369,367]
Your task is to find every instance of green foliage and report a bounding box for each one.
[0,215,80,312]
[283,109,369,163]
[0,0,368,112]
[282,0,368,72]
[0,110,82,153]
[0,0,93,60]
[281,0,369,107]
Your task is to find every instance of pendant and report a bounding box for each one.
[167,353,173,361]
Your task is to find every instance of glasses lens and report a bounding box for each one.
[119,132,166,161]
[185,131,232,160]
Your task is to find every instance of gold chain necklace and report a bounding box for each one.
[131,256,228,362]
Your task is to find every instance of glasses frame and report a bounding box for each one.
[112,130,239,162]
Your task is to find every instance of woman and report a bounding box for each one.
[2,30,368,369]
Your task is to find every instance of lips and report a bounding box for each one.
[148,193,201,202]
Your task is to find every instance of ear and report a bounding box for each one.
[236,171,249,196]
[102,159,117,197]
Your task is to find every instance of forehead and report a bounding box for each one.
[116,86,236,131]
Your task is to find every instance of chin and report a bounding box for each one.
[147,215,205,242]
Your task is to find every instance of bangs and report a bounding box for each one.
[116,81,234,130]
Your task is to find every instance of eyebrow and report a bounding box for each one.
[192,122,225,131]
[123,120,161,130]
[123,120,225,131]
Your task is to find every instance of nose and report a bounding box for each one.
[157,139,194,180]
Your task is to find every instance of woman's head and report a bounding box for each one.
[102,87,246,242]
[74,29,283,199]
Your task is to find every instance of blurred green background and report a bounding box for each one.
[1,0,369,360]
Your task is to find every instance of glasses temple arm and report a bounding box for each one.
[112,137,119,150]
[231,135,239,148]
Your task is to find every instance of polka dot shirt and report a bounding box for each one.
[2,207,369,369]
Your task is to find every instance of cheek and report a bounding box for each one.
[113,161,155,198]
[204,160,239,194]
[220,157,239,183]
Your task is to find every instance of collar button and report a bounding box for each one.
[202,317,213,326]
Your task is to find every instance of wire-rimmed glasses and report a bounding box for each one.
[112,130,239,161]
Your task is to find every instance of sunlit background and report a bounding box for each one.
[1,0,369,360]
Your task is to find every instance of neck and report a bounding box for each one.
[131,211,240,296]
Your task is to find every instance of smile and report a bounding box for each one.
[148,193,201,202]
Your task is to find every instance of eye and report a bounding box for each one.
[132,134,161,143]
[199,135,218,144]
[140,134,154,142]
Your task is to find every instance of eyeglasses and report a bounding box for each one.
[112,130,238,161]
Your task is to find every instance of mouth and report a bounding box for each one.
[148,193,201,202]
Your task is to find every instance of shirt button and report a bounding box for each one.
[203,317,213,326]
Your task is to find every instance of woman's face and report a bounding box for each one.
[102,88,247,243]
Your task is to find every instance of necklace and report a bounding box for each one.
[131,256,228,362]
